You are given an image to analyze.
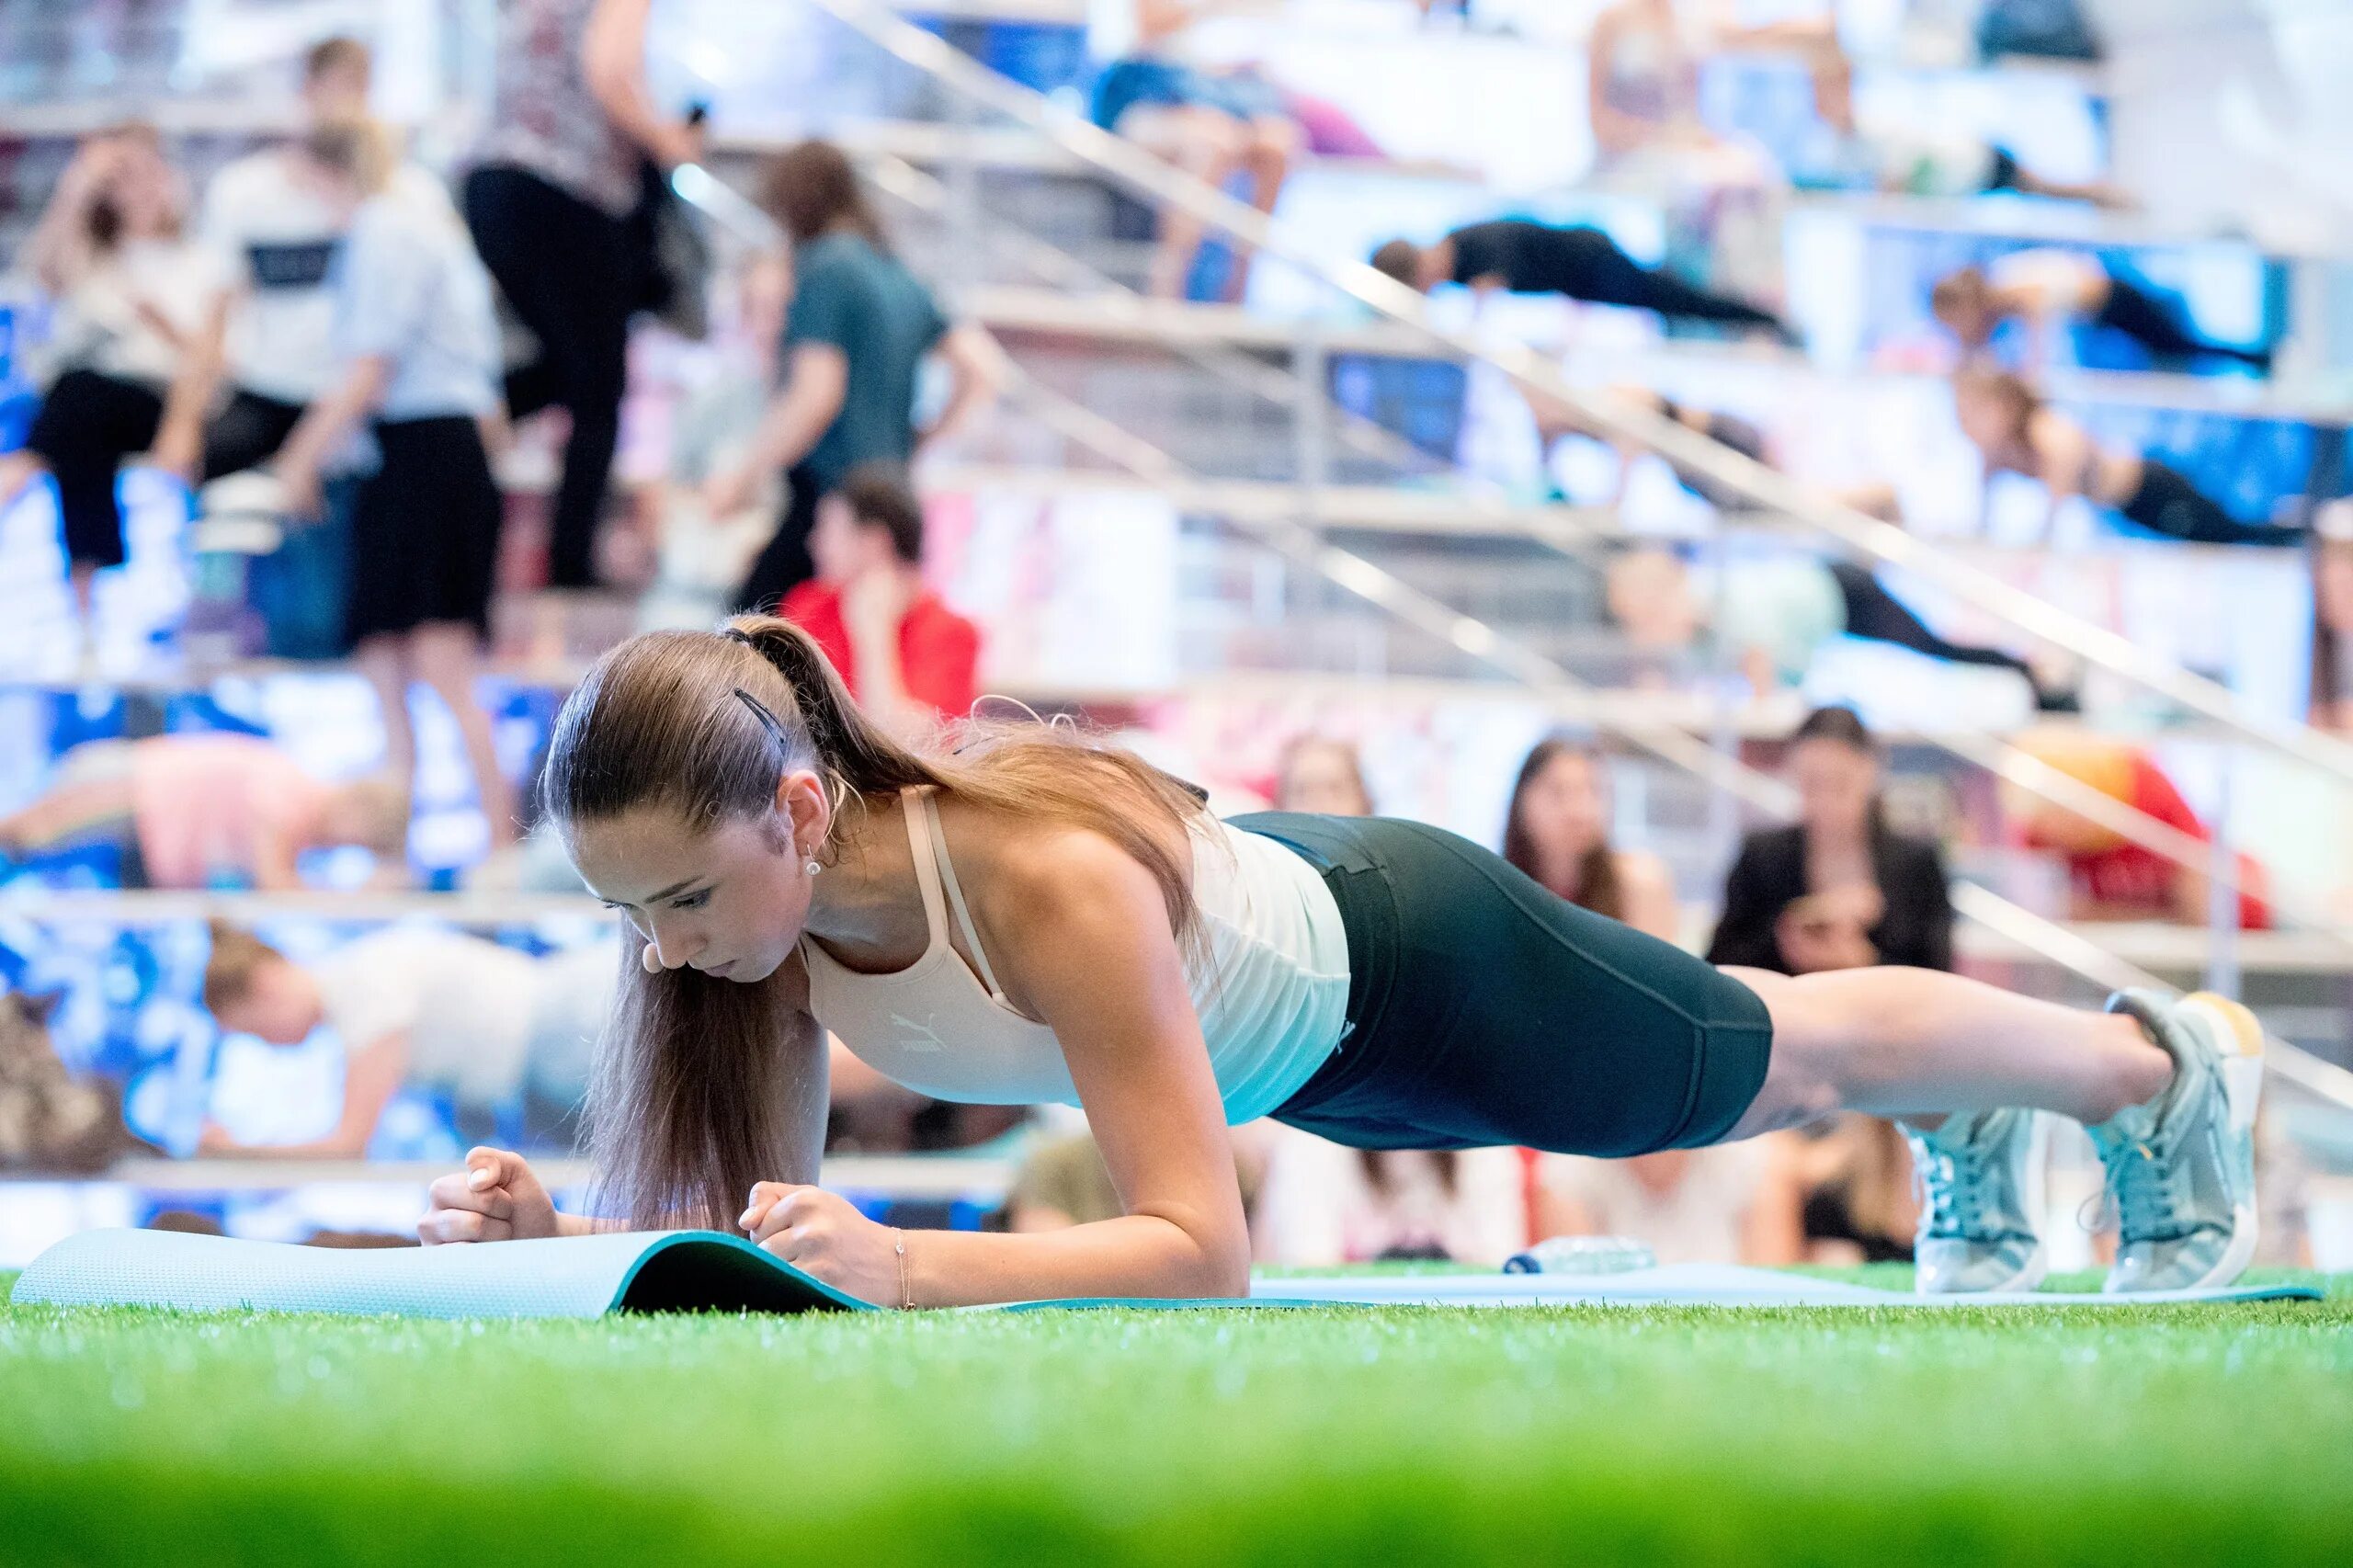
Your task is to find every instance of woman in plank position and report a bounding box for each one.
[421,618,2264,1303]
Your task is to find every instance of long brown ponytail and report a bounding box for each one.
[545,614,1209,1230]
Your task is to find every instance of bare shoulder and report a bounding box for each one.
[984,818,1170,933]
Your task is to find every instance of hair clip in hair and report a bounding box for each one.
[732,687,790,744]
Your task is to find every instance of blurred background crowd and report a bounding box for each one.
[4,0,2353,1274]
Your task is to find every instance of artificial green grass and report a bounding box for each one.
[4,1267,2348,1566]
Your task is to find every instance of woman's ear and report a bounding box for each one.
[774,769,831,859]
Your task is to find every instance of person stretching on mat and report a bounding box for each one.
[1604,545,2073,710]
[1952,368,2300,549]
[1370,220,1796,345]
[1930,254,2271,376]
[417,616,2265,1303]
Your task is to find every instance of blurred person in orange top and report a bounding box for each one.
[2007,731,2271,930]
[779,465,979,737]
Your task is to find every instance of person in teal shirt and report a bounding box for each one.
[707,140,997,613]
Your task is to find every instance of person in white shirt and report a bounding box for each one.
[0,124,226,633]
[1254,1130,1528,1267]
[195,37,454,485]
[199,923,614,1155]
[268,117,519,850]
[1537,1140,1804,1267]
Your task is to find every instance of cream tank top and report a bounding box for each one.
[801,789,1352,1124]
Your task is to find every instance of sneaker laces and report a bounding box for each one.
[1912,1131,2001,1240]
[2102,1138,2193,1245]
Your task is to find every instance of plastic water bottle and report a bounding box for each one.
[1503,1235,1657,1275]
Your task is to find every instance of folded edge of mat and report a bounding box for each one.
[9,1228,874,1319]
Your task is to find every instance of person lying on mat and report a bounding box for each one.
[417,615,2266,1305]
[1603,545,2071,710]
[0,733,409,891]
[201,924,612,1155]
[1951,369,2300,550]
[1930,254,2270,376]
[1369,220,1796,345]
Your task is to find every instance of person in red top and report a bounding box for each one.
[779,465,980,735]
[2010,733,2271,930]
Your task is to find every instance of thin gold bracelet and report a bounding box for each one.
[894,1228,913,1311]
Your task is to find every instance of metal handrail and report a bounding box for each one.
[671,43,2353,957]
[982,329,2353,1112]
[807,0,2353,794]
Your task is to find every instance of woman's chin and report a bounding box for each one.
[719,954,782,983]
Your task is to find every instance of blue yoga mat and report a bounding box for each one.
[9,1229,2325,1320]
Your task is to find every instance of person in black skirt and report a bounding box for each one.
[0,125,225,650]
[269,119,517,850]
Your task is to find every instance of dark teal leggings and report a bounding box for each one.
[1235,813,1773,1156]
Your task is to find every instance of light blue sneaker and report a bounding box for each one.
[1904,1108,2046,1294]
[2089,991,2265,1294]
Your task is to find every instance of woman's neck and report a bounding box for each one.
[1803,821,1873,883]
[799,790,930,963]
[1539,842,1597,899]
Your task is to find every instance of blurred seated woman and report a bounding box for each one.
[0,734,407,891]
[1536,1139,1802,1267]
[1271,734,1374,817]
[1706,706,1954,975]
[200,925,616,1155]
[2006,731,2272,931]
[1501,735,1679,943]
[1253,1129,1525,1266]
[1088,0,1301,300]
[1952,368,2299,549]
[1779,1113,1917,1266]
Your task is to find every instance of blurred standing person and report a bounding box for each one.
[0,126,224,648]
[198,37,440,483]
[463,0,701,596]
[196,36,453,658]
[710,141,996,613]
[1706,707,1954,975]
[270,120,518,850]
[1501,735,1679,941]
[1271,735,1374,817]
